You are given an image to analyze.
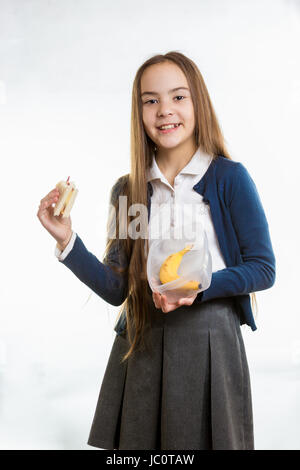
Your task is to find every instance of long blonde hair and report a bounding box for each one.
[102,51,257,361]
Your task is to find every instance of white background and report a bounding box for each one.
[0,0,299,450]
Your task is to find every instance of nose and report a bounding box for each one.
[157,101,173,117]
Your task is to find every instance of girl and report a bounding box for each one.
[37,51,276,450]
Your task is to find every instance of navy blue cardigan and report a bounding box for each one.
[59,155,276,333]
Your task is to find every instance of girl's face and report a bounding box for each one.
[141,61,196,153]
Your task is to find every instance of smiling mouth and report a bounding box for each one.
[157,123,182,134]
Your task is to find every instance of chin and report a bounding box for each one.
[159,139,186,149]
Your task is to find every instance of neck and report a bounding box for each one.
[155,141,198,177]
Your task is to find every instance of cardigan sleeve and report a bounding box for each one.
[196,162,276,303]
[57,179,129,307]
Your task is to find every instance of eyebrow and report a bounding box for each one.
[141,87,190,97]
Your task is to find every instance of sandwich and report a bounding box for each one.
[54,176,78,218]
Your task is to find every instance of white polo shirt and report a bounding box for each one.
[145,147,226,273]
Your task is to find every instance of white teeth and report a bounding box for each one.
[159,124,179,130]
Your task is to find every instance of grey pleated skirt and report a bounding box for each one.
[87,295,254,450]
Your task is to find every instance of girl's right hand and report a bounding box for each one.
[37,187,72,250]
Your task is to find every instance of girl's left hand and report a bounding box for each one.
[151,278,197,313]
[152,291,197,313]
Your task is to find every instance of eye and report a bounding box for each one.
[144,99,158,105]
[143,95,185,104]
[143,96,186,105]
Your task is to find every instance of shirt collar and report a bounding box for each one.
[146,147,212,183]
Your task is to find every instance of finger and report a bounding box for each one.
[160,294,165,312]
[156,292,163,309]
[39,195,55,209]
[180,297,195,306]
[166,298,181,311]
[38,199,53,214]
[49,193,59,207]
[167,298,187,312]
[161,294,170,313]
[152,292,161,309]
[152,293,159,308]
[39,192,59,210]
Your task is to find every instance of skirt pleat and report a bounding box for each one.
[87,296,254,450]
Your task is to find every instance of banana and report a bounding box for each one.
[159,244,201,290]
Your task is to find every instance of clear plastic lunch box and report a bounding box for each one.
[147,222,212,303]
